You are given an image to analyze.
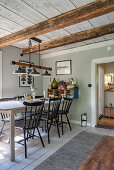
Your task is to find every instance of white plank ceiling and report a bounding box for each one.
[0,0,113,52]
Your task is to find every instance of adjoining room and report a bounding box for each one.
[98,62,114,128]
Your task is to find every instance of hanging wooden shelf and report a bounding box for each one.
[10,61,52,71]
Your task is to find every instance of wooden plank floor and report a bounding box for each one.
[78,136,114,170]
[0,124,113,170]
[97,117,114,127]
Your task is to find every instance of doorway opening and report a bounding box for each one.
[97,62,114,128]
[91,56,114,128]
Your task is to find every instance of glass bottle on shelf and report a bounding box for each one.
[51,78,58,89]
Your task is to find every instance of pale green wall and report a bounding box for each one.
[104,62,114,74]
[1,46,43,97]
[42,44,114,124]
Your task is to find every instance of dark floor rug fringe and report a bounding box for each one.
[33,131,103,170]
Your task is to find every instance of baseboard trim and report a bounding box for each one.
[70,120,92,127]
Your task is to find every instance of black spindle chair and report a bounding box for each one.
[23,101,45,158]
[41,97,61,144]
[59,98,73,135]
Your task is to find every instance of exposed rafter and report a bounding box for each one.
[22,23,114,55]
[0,0,114,48]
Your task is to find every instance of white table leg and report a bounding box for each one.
[10,110,15,161]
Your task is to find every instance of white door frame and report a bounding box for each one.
[0,51,2,98]
[91,56,114,127]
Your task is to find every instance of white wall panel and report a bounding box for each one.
[70,0,95,8]
[89,15,110,27]
[64,24,81,34]
[107,12,114,23]
[22,0,60,18]
[0,28,11,38]
[76,21,93,31]
[0,0,46,23]
[0,15,23,32]
[48,0,75,13]
[0,5,33,27]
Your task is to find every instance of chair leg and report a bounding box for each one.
[8,138,10,144]
[0,121,5,135]
[47,121,50,144]
[66,114,72,131]
[24,130,27,158]
[37,128,45,148]
[56,119,60,138]
[60,113,64,135]
[41,125,44,132]
[48,116,53,132]
[44,120,47,133]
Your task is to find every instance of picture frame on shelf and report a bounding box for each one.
[56,60,72,75]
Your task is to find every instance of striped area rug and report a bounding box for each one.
[34,131,103,170]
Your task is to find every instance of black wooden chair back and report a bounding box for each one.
[23,100,45,158]
[61,98,73,114]
[23,101,45,130]
[35,95,44,99]
[41,97,61,144]
[59,98,73,135]
[17,95,24,100]
[48,97,61,118]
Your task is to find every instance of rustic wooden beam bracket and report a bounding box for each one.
[10,61,52,71]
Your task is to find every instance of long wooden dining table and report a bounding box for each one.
[0,99,49,162]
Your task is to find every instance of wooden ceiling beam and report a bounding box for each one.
[0,0,114,48]
[22,23,114,54]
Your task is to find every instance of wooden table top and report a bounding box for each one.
[0,99,49,110]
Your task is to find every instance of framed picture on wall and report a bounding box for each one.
[56,60,72,75]
[19,61,34,87]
